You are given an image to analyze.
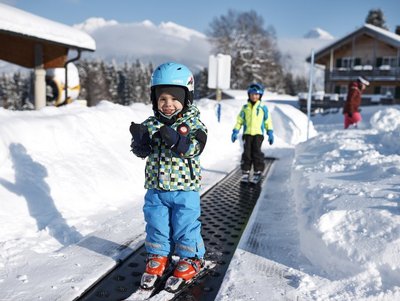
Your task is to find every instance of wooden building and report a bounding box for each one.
[0,3,95,109]
[304,23,400,111]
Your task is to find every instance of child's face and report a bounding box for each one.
[157,93,183,116]
[249,93,261,102]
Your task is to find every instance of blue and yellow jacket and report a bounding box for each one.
[233,100,273,135]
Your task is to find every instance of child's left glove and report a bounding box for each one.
[267,130,274,145]
[159,125,190,155]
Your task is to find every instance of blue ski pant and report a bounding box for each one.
[143,189,205,259]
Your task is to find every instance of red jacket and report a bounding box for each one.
[343,82,361,114]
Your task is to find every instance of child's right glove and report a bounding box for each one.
[267,130,274,145]
[231,129,239,143]
[129,122,152,158]
[159,125,190,155]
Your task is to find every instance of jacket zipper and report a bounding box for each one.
[187,158,195,180]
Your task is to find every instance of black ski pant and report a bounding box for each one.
[241,134,265,173]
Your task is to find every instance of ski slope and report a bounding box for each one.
[1,95,400,300]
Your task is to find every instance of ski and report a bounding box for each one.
[249,175,262,185]
[249,171,264,185]
[123,258,178,301]
[148,260,216,301]
[240,173,250,184]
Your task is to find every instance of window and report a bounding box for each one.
[341,57,353,68]
[382,56,397,67]
[337,85,348,94]
[381,86,395,97]
[336,57,362,70]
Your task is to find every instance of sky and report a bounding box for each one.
[1,0,399,38]
[1,88,400,300]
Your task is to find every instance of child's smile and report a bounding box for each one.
[157,93,183,116]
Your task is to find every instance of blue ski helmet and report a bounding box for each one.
[247,83,264,98]
[150,62,194,111]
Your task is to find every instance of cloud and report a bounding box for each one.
[75,18,211,72]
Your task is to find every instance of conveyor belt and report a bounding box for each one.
[76,158,274,301]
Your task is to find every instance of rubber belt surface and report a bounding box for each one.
[76,158,274,301]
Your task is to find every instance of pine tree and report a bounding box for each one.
[81,60,111,106]
[194,68,211,99]
[104,62,119,103]
[0,74,9,108]
[365,9,388,30]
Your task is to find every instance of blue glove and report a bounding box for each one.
[159,125,190,154]
[231,129,239,143]
[130,122,151,145]
[130,140,151,158]
[267,130,274,145]
[130,122,151,158]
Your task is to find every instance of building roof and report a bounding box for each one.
[0,3,95,68]
[306,23,400,63]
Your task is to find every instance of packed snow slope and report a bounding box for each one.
[1,95,400,301]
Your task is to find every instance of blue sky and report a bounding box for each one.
[2,0,399,38]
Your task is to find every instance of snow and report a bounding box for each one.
[0,3,95,51]
[1,94,400,300]
[303,28,335,40]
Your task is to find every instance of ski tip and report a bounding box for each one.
[203,260,217,269]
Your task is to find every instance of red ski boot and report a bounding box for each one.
[145,254,169,276]
[140,254,169,289]
[173,257,203,281]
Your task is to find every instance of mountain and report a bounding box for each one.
[74,18,211,72]
[277,27,334,89]
[303,27,334,40]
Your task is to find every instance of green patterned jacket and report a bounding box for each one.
[142,105,207,191]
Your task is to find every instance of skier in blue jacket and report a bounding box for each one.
[129,62,207,288]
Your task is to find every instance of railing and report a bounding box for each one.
[327,66,400,81]
[298,92,397,114]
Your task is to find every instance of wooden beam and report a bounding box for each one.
[0,31,68,68]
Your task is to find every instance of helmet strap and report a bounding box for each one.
[158,109,182,120]
[155,109,184,125]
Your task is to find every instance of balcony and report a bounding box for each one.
[327,66,400,82]
[298,92,397,114]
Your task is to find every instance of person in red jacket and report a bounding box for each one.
[342,76,369,129]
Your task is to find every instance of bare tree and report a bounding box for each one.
[207,10,285,92]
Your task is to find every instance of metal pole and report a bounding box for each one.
[216,55,221,122]
[307,49,315,140]
[60,49,81,106]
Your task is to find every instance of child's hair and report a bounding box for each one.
[154,86,186,108]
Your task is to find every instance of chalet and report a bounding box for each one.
[0,3,95,109]
[302,23,400,112]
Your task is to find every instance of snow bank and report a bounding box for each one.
[0,98,310,300]
[370,108,400,154]
[292,106,400,300]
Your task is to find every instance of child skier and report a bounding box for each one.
[343,76,369,129]
[129,62,208,289]
[231,83,274,183]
